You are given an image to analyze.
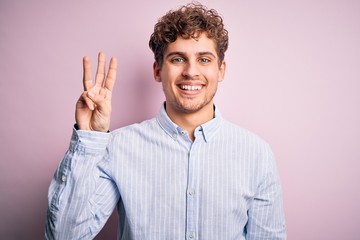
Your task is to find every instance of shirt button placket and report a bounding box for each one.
[188,189,195,196]
[188,231,195,239]
[186,146,197,240]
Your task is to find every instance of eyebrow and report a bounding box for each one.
[165,51,217,59]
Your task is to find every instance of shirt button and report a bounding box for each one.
[61,175,67,182]
[189,232,195,239]
[188,189,195,196]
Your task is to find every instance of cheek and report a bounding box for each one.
[204,69,222,83]
[160,73,176,92]
[161,68,181,83]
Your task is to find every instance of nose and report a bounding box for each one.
[182,60,200,79]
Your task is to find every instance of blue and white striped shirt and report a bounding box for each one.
[46,104,286,239]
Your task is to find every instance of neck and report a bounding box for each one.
[166,103,214,141]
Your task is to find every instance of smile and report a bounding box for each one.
[179,84,203,91]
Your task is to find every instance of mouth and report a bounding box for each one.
[178,84,203,91]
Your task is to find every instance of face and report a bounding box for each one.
[153,33,226,116]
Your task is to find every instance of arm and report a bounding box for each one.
[245,146,287,239]
[45,53,119,239]
[45,129,119,239]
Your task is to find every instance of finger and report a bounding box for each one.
[83,56,93,91]
[95,52,106,89]
[104,57,117,92]
[87,90,109,112]
[82,92,95,110]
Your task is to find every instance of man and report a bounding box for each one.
[46,3,286,239]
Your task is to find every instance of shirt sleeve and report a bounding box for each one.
[245,145,287,239]
[45,127,120,240]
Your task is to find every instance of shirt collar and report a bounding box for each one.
[156,103,223,142]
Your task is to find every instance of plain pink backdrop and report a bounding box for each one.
[1,0,359,239]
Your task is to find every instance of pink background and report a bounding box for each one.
[1,0,359,239]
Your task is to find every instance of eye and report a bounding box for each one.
[171,57,185,63]
[199,58,210,63]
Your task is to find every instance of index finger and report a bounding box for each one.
[82,56,93,91]
[104,57,117,92]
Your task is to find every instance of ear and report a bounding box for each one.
[218,60,226,82]
[153,62,161,82]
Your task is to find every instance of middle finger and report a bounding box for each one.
[94,52,106,90]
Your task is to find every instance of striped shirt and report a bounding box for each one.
[46,104,286,239]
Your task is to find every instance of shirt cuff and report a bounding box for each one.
[69,125,111,153]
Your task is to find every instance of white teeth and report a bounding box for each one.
[180,85,202,91]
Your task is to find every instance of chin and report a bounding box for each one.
[173,101,212,114]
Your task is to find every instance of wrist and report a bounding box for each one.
[75,123,110,133]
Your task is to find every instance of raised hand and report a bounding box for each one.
[75,52,117,132]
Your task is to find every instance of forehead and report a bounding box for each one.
[164,33,218,56]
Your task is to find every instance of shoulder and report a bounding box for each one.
[220,119,277,172]
[112,117,157,133]
[220,119,270,147]
[109,118,160,141]
[218,119,275,162]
